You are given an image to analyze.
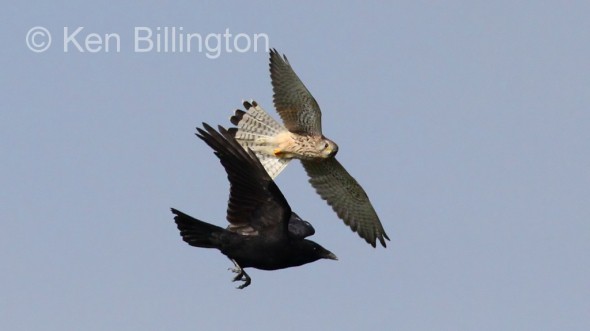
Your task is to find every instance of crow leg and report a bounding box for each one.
[228,259,252,289]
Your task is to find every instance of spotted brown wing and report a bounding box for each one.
[270,49,323,136]
[301,158,389,247]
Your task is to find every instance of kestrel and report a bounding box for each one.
[172,124,336,289]
[229,49,390,248]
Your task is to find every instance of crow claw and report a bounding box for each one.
[229,259,252,289]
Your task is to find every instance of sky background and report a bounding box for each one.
[2,1,589,330]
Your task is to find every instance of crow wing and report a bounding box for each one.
[196,124,291,239]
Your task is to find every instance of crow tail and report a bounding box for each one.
[171,208,225,249]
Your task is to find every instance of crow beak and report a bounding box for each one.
[325,252,338,260]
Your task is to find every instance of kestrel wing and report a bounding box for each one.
[301,158,390,247]
[270,49,323,136]
[196,123,290,238]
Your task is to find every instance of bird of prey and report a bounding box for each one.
[229,49,390,248]
[171,123,337,289]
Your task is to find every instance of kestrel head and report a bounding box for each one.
[317,138,339,158]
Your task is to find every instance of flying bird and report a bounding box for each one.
[171,123,337,289]
[229,49,390,248]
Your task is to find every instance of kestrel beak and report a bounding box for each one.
[328,142,338,157]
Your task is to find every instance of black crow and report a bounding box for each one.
[171,124,337,289]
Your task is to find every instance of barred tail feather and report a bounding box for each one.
[229,100,292,179]
[257,154,290,179]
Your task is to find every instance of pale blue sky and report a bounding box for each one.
[2,2,589,330]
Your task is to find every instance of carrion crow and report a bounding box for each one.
[171,124,337,289]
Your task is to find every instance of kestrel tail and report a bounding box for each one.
[228,100,293,179]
